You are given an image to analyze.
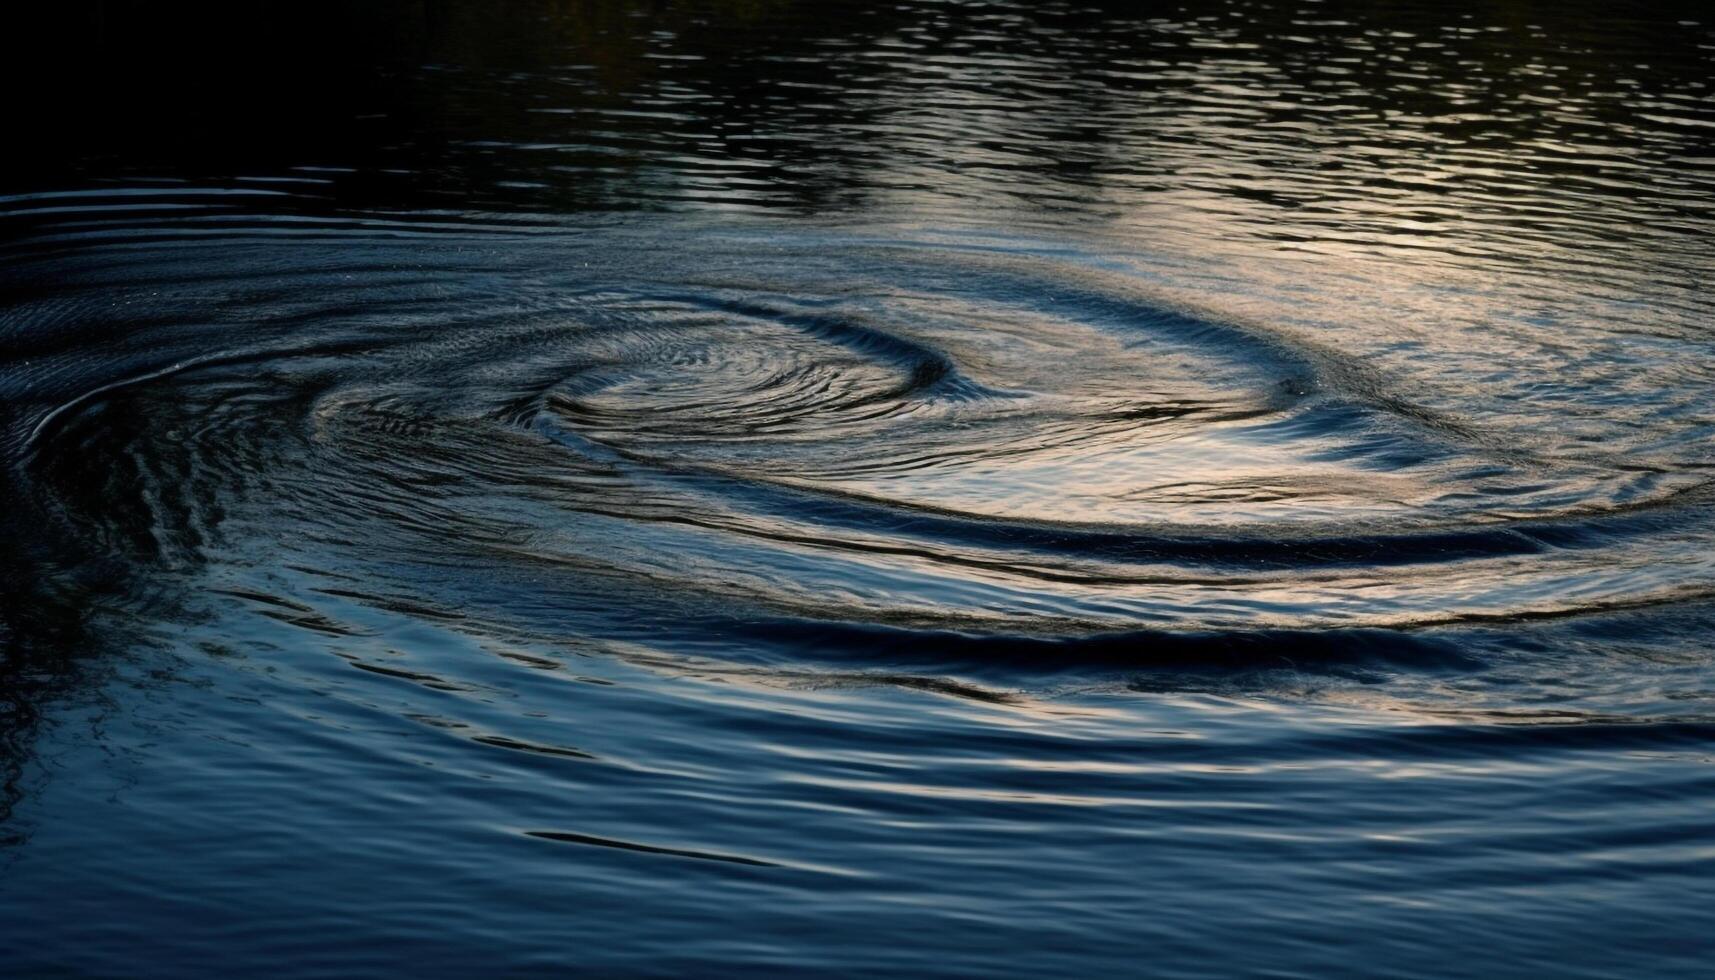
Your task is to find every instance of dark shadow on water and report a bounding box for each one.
[0,520,108,845]
[5,0,1711,220]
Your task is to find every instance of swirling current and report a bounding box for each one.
[3,1,1715,976]
[12,225,1715,634]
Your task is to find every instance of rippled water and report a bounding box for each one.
[4,1,1715,975]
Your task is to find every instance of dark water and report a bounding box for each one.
[4,1,1715,975]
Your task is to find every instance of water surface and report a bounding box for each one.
[3,1,1715,975]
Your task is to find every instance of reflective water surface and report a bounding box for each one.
[3,1,1715,975]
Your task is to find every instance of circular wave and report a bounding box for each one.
[7,217,1715,650]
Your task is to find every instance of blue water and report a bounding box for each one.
[3,1,1715,975]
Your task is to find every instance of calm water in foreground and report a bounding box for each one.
[3,1,1715,975]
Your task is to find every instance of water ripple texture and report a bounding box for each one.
[9,225,1715,638]
[4,1,1715,976]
